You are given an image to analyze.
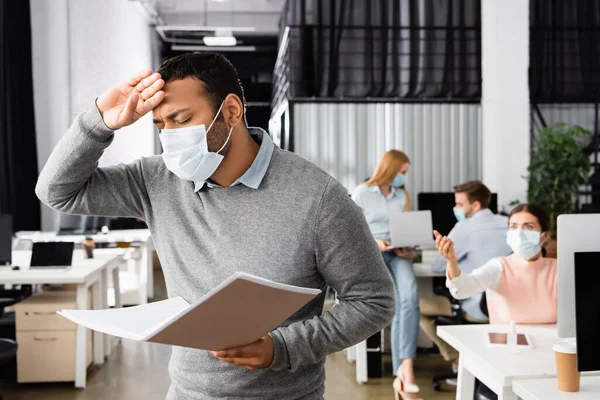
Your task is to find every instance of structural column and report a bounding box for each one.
[481,0,530,210]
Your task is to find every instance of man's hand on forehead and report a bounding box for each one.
[96,70,165,130]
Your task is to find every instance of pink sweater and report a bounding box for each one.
[447,253,558,325]
[488,254,557,325]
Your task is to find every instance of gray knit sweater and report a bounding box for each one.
[35,105,395,399]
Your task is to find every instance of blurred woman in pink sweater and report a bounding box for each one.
[434,203,557,325]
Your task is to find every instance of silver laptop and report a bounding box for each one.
[389,210,434,249]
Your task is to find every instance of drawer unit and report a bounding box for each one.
[14,291,92,383]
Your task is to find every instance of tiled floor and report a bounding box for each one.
[0,269,457,400]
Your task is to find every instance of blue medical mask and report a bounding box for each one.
[506,229,542,260]
[453,207,466,222]
[159,101,232,183]
[391,173,406,188]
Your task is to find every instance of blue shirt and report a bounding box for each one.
[351,183,407,241]
[432,208,512,320]
[195,127,275,191]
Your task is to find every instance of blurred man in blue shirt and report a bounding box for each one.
[420,181,511,365]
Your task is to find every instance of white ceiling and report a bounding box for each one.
[149,0,287,33]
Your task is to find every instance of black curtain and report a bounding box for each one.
[530,0,600,102]
[281,0,481,99]
[0,0,41,232]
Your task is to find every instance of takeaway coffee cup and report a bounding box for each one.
[553,338,580,392]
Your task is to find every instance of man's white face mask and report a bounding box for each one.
[159,101,232,182]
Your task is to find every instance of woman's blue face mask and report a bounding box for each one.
[391,173,406,188]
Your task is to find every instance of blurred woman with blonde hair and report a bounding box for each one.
[352,150,421,400]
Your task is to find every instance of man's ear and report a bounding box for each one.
[222,94,244,128]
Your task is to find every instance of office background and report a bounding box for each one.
[1,0,600,399]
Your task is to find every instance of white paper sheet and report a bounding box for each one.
[58,296,190,340]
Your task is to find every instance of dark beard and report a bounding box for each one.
[206,120,232,155]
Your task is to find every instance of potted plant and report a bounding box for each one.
[527,123,592,256]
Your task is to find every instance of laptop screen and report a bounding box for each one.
[30,242,75,267]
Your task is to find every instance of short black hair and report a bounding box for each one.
[157,52,246,117]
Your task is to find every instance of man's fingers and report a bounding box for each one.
[218,348,246,358]
[141,90,165,114]
[216,357,261,370]
[118,93,139,125]
[212,343,259,359]
[125,69,153,87]
[433,230,441,239]
[141,78,165,100]
[134,72,162,92]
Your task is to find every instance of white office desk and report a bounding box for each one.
[16,229,155,303]
[352,250,445,384]
[0,251,121,389]
[513,376,600,400]
[438,324,560,400]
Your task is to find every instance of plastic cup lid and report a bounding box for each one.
[553,338,577,354]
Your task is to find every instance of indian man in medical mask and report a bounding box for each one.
[420,181,511,370]
[36,53,395,399]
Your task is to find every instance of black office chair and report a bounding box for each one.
[0,338,17,399]
[431,285,488,392]
[0,286,31,390]
[0,286,32,319]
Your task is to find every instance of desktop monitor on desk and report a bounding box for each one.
[417,193,498,236]
[557,214,600,339]
[57,214,111,235]
[574,251,600,372]
[0,214,11,265]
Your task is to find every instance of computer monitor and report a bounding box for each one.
[109,217,147,230]
[574,251,600,372]
[417,192,498,236]
[0,214,12,265]
[30,242,74,267]
[57,214,111,235]
[557,214,600,338]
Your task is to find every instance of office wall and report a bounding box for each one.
[30,0,156,231]
[293,103,482,206]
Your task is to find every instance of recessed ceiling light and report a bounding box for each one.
[203,36,237,46]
